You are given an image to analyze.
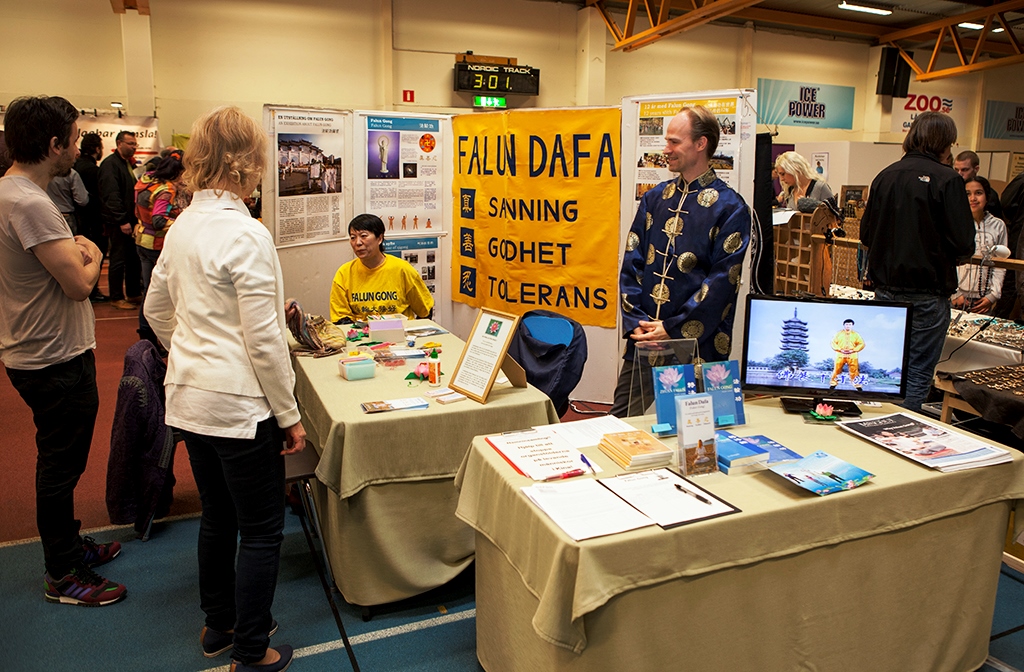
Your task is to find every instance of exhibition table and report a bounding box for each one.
[455,398,1024,672]
[294,320,558,606]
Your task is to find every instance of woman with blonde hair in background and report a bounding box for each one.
[775,151,834,210]
[145,106,303,672]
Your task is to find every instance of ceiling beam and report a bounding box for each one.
[604,0,765,51]
[877,0,1024,44]
[730,7,888,38]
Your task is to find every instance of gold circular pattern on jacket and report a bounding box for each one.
[647,351,665,367]
[728,263,741,285]
[677,251,697,273]
[708,226,720,244]
[620,294,634,313]
[662,182,676,200]
[646,244,656,265]
[715,332,731,355]
[651,282,670,304]
[682,320,704,339]
[697,188,718,208]
[723,232,742,254]
[645,212,653,230]
[698,283,709,302]
[625,231,640,252]
[722,302,733,321]
[693,356,705,367]
[663,216,683,238]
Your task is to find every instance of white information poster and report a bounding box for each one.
[632,96,745,201]
[362,114,444,232]
[267,106,350,248]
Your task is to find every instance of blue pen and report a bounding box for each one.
[580,454,595,474]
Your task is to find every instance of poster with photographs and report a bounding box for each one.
[633,96,742,199]
[362,115,443,233]
[267,107,349,247]
[385,235,440,297]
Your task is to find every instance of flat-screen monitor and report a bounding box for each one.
[740,294,913,416]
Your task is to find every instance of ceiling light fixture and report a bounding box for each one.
[958,22,985,30]
[993,27,1005,33]
[838,2,892,16]
[110,102,123,108]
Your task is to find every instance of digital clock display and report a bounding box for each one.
[454,63,540,96]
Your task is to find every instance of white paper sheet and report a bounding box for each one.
[521,479,655,541]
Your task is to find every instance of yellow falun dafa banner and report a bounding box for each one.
[451,108,621,328]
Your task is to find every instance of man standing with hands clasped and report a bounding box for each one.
[0,96,127,606]
[610,105,751,417]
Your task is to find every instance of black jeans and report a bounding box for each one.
[181,419,285,664]
[108,228,141,301]
[6,351,98,576]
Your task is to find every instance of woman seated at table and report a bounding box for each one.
[952,175,1007,315]
[775,151,834,210]
[329,213,433,323]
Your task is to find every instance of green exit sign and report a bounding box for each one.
[473,96,506,108]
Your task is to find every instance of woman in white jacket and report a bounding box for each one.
[145,106,303,672]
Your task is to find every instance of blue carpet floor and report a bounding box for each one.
[7,510,1024,671]
[3,512,481,671]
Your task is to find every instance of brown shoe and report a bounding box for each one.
[127,296,143,305]
[110,299,137,310]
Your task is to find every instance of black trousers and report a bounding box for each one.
[108,228,141,301]
[181,419,286,664]
[6,351,98,577]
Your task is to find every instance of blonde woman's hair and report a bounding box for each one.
[183,106,266,196]
[774,151,819,200]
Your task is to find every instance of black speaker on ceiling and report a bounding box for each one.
[876,46,899,96]
[877,46,914,98]
[893,53,913,98]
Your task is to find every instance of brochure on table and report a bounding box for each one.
[621,89,757,361]
[837,413,1012,471]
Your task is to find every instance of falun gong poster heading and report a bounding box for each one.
[451,108,621,328]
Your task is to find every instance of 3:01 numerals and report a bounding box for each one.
[472,73,511,91]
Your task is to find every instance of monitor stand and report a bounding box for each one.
[779,396,862,418]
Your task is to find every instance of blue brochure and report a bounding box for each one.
[699,360,745,428]
[651,364,697,435]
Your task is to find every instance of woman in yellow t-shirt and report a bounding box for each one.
[329,213,434,323]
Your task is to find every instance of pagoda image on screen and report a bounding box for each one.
[776,308,810,371]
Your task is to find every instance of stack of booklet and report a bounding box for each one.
[837,413,1012,472]
[598,430,674,470]
[715,433,770,474]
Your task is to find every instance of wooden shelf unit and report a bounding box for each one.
[774,212,814,295]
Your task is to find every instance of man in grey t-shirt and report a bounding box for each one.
[0,96,127,606]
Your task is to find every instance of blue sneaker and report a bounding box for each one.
[81,536,121,568]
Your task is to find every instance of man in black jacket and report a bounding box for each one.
[73,132,107,302]
[98,130,140,309]
[860,112,975,411]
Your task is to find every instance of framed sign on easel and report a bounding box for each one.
[449,308,526,403]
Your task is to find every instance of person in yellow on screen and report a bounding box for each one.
[830,318,865,391]
[329,213,433,323]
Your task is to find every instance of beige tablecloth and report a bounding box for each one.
[295,322,558,605]
[456,399,1024,671]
